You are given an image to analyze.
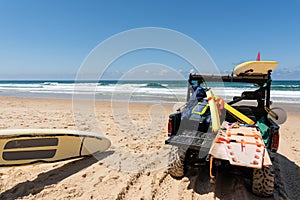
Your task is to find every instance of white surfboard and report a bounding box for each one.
[0,129,111,166]
[233,61,278,76]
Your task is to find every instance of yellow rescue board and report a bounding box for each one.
[224,103,255,125]
[0,129,111,166]
[206,90,220,132]
[233,61,278,76]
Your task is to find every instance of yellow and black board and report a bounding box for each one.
[0,129,111,166]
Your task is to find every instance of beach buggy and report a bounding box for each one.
[166,60,280,197]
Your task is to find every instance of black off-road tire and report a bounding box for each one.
[252,166,275,197]
[168,146,186,178]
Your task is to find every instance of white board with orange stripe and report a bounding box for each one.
[209,122,272,168]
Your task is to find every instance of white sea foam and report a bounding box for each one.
[0,81,299,104]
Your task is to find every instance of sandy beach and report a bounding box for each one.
[0,96,299,200]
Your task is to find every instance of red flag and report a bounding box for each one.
[256,51,261,61]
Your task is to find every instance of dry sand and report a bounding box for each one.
[0,96,298,200]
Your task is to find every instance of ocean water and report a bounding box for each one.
[0,80,299,104]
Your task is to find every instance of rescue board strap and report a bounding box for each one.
[214,137,265,147]
[211,92,255,125]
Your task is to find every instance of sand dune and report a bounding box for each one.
[0,97,298,199]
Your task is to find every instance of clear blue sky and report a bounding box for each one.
[0,0,299,80]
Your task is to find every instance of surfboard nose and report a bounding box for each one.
[81,137,111,156]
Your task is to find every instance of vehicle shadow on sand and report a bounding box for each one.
[0,151,114,200]
[185,153,299,200]
[273,153,300,200]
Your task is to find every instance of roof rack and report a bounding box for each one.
[189,71,271,86]
[187,70,273,108]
